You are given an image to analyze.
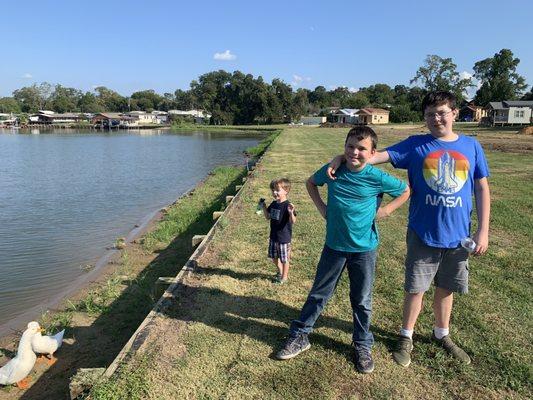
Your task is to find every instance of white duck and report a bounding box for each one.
[31,322,64,366]
[0,321,40,389]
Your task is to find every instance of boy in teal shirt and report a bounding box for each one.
[275,126,409,373]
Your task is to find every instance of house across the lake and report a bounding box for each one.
[330,109,359,124]
[486,101,533,126]
[459,102,487,122]
[357,108,390,124]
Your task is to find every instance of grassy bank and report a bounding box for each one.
[88,125,531,399]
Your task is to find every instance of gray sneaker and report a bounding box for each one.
[432,334,471,364]
[354,345,374,373]
[275,334,311,360]
[392,335,413,367]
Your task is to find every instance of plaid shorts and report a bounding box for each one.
[268,239,291,264]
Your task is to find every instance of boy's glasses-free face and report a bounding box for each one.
[424,110,454,120]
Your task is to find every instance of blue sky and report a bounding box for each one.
[1,0,532,97]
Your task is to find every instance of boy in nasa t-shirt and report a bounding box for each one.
[327,91,490,367]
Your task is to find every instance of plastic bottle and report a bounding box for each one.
[460,237,477,253]
[256,198,266,215]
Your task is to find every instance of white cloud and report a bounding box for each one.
[460,71,481,100]
[22,73,33,79]
[292,74,311,86]
[459,71,473,80]
[213,50,236,61]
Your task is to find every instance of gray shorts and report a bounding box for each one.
[404,229,469,294]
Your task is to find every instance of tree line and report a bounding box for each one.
[0,49,530,124]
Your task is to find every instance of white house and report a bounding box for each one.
[487,101,533,126]
[168,109,212,124]
[125,111,158,124]
[330,109,359,124]
[151,110,169,124]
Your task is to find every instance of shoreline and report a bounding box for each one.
[0,183,198,340]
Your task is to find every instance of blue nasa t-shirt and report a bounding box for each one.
[387,134,490,248]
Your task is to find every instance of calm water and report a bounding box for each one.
[0,128,260,334]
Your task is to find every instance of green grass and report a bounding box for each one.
[90,125,532,399]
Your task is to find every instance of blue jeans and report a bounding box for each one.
[289,245,377,349]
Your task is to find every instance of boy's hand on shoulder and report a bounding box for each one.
[472,229,489,255]
[327,155,345,180]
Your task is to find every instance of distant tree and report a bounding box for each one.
[345,92,369,109]
[0,97,21,113]
[49,85,82,113]
[94,86,128,112]
[389,104,422,123]
[521,87,533,100]
[174,89,197,110]
[78,92,104,113]
[411,55,472,103]
[308,86,331,110]
[130,89,165,111]
[289,88,309,121]
[330,87,352,107]
[359,84,395,107]
[473,49,528,105]
[12,83,54,113]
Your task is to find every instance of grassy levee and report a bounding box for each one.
[89,125,532,400]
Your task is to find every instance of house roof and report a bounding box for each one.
[357,108,390,115]
[504,101,533,107]
[333,109,358,116]
[488,102,506,110]
[41,113,82,119]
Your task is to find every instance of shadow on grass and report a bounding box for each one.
[17,170,246,400]
[168,269,399,365]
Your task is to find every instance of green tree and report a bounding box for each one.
[13,84,52,112]
[78,92,104,113]
[94,87,128,112]
[308,86,331,110]
[174,89,197,110]
[130,90,165,111]
[473,49,528,105]
[411,55,472,102]
[345,92,369,109]
[0,97,21,113]
[359,84,395,107]
[389,104,422,123]
[521,87,533,101]
[49,85,82,113]
[289,88,309,121]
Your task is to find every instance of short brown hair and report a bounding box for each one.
[270,177,291,192]
[422,91,457,112]
[345,126,378,150]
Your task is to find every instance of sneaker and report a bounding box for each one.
[273,278,287,285]
[432,334,471,364]
[275,334,311,360]
[392,335,413,367]
[353,345,374,373]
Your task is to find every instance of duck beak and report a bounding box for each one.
[39,328,45,333]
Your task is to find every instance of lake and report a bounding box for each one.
[0,128,261,335]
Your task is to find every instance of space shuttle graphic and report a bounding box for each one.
[434,151,458,194]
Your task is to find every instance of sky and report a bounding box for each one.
[1,0,532,97]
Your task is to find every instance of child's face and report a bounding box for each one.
[271,185,288,201]
[424,103,458,137]
[344,136,376,170]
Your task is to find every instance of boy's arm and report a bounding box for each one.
[306,176,326,220]
[288,203,296,224]
[327,151,391,179]
[376,185,410,219]
[473,177,490,255]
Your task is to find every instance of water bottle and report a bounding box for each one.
[256,198,266,215]
[460,237,476,253]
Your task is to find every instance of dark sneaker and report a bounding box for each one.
[354,345,374,373]
[432,334,471,364]
[275,334,311,360]
[392,335,413,367]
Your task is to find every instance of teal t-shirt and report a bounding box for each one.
[313,163,407,252]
